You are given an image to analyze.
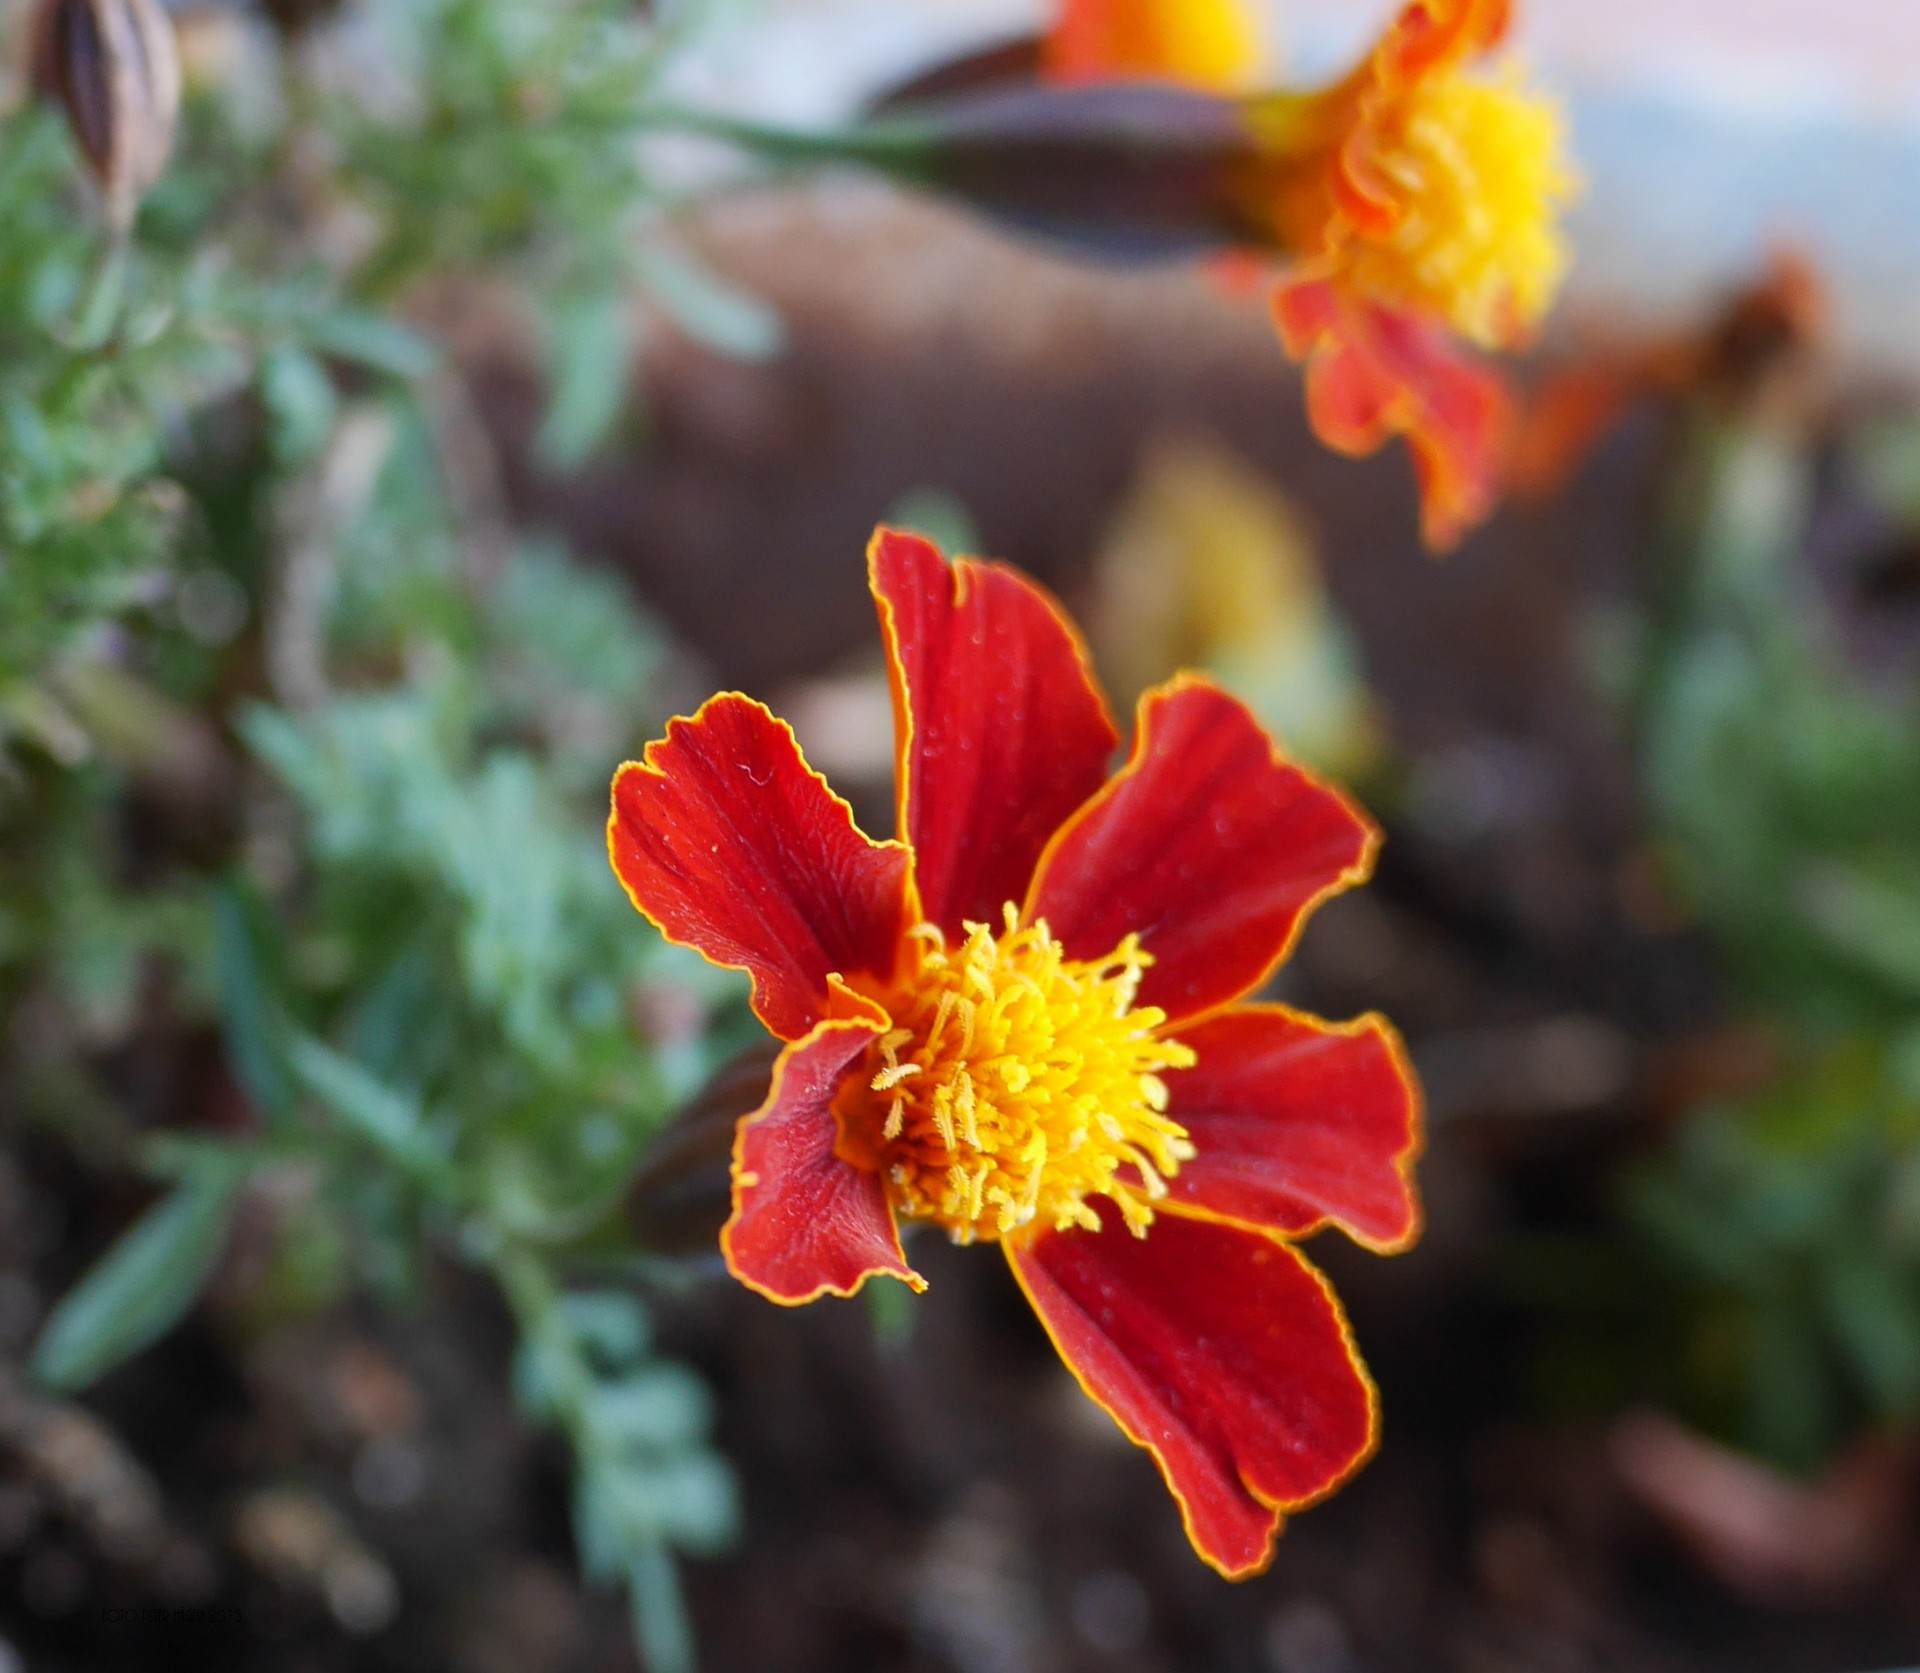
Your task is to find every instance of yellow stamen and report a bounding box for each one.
[1332,65,1578,347]
[835,904,1197,1245]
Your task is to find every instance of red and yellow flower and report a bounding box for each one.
[608,529,1421,1576]
[1044,0,1578,548]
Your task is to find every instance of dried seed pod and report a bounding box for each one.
[28,0,182,230]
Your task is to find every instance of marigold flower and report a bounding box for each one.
[1033,0,1573,547]
[1255,0,1575,546]
[1261,0,1573,352]
[608,528,1422,1576]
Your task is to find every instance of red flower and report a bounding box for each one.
[1253,0,1571,548]
[1034,0,1573,548]
[608,530,1422,1576]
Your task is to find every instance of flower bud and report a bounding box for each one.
[728,83,1273,264]
[28,0,182,230]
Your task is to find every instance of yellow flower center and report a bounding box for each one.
[1335,65,1577,347]
[835,907,1196,1245]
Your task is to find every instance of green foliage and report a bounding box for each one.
[0,758,201,1064]
[0,0,768,708]
[324,0,778,465]
[215,476,743,1635]
[1628,1040,1920,1467]
[0,109,240,692]
[1628,405,1920,1467]
[32,1146,251,1392]
[511,1276,738,1673]
[222,485,719,1247]
[21,417,744,1652]
[1640,421,1920,1025]
[332,0,672,289]
[4,0,766,1662]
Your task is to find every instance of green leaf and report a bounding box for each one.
[1823,1245,1920,1418]
[492,540,657,705]
[31,1157,247,1392]
[633,243,783,363]
[625,1542,695,1673]
[346,940,440,1083]
[640,1452,738,1553]
[590,1364,712,1451]
[576,1448,735,1569]
[534,292,636,471]
[260,345,341,467]
[510,1330,568,1424]
[307,310,440,380]
[212,882,294,1122]
[1799,863,1920,998]
[561,1290,651,1370]
[576,1459,653,1580]
[287,1032,444,1179]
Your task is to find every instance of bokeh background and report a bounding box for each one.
[4,2,1920,1671]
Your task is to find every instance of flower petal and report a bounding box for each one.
[609,694,912,1042]
[722,998,925,1305]
[1026,674,1376,1026]
[1165,1005,1422,1251]
[1007,1208,1377,1577]
[1043,0,1265,92]
[1372,0,1510,88]
[1272,278,1511,551]
[870,527,1118,938]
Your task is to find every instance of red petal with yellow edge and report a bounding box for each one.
[1272,278,1510,552]
[722,1000,925,1305]
[1165,1005,1422,1251]
[1007,1207,1377,1577]
[609,694,911,1042]
[870,527,1118,939]
[1026,675,1375,1027]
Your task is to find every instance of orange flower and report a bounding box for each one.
[1255,0,1575,545]
[609,529,1422,1576]
[1042,0,1577,547]
[1044,0,1264,92]
[1264,0,1571,353]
